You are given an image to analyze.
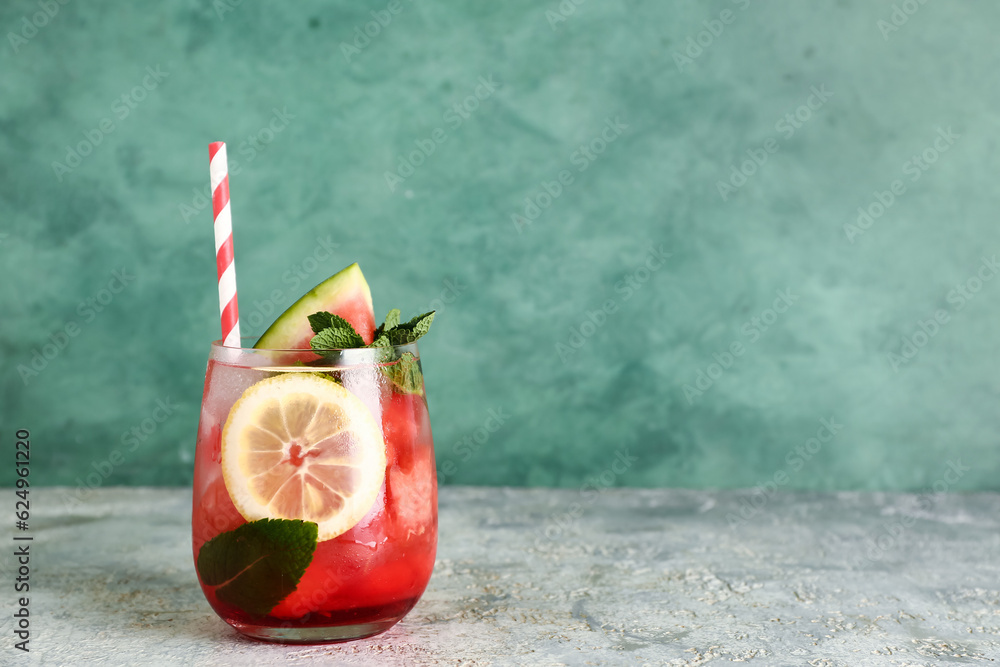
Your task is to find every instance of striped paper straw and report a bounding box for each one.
[209,142,241,347]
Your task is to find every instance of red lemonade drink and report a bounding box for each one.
[198,146,437,642]
[192,342,437,642]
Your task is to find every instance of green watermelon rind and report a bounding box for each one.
[254,263,374,350]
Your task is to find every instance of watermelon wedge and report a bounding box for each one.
[255,263,376,349]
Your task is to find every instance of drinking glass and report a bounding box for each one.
[191,340,437,643]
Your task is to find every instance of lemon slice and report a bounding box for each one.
[220,373,386,541]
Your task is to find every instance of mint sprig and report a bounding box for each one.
[196,518,318,616]
[372,308,401,341]
[311,326,365,350]
[309,309,434,394]
[308,312,366,350]
[385,352,424,394]
[370,310,435,349]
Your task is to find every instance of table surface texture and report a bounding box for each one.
[1,487,998,666]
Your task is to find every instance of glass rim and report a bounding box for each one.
[209,338,420,355]
[208,339,421,371]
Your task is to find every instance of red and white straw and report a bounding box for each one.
[209,142,241,347]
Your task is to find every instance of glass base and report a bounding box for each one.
[231,617,402,644]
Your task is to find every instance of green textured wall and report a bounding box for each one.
[3,1,998,491]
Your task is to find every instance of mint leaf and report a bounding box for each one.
[370,309,434,348]
[386,328,415,346]
[305,308,432,392]
[308,312,358,336]
[368,335,395,367]
[308,312,332,334]
[311,325,365,351]
[385,352,424,395]
[404,311,435,339]
[383,308,401,331]
[196,518,318,616]
[380,312,435,346]
[307,308,434,369]
[372,309,401,342]
[309,311,368,353]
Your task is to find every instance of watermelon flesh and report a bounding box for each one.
[255,263,376,350]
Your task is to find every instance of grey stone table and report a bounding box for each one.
[2,487,999,666]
